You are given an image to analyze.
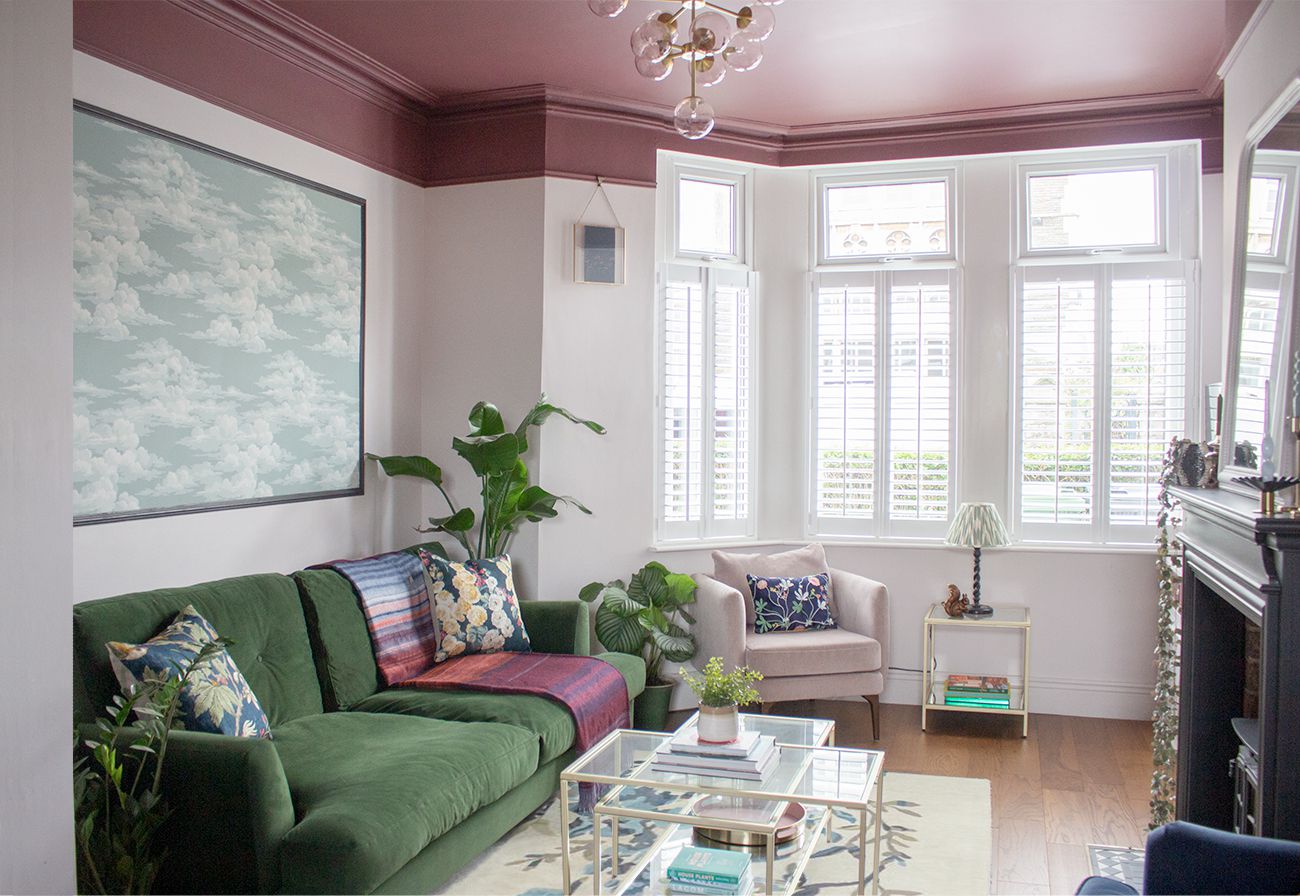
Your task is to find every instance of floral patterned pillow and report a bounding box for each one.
[748,573,837,634]
[106,605,272,738]
[418,550,531,662]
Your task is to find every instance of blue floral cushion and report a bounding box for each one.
[749,573,837,634]
[106,605,272,738]
[418,551,531,662]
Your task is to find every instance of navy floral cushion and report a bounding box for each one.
[748,572,837,633]
[418,551,531,662]
[106,604,272,738]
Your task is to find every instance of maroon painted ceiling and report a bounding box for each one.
[274,0,1236,128]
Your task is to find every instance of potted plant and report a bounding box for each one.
[579,561,697,730]
[681,656,763,744]
[367,395,605,560]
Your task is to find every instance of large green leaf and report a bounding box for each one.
[628,565,668,609]
[365,453,443,486]
[514,396,607,453]
[578,582,605,603]
[595,584,643,617]
[644,620,696,663]
[468,402,506,437]
[594,604,646,655]
[428,507,474,532]
[452,433,521,477]
[663,572,698,608]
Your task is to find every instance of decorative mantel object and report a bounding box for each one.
[72,103,364,524]
[942,583,969,618]
[943,502,1011,617]
[574,177,625,285]
[1230,475,1300,515]
[587,0,778,140]
[1151,438,1183,828]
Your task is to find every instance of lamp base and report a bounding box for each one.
[964,602,994,617]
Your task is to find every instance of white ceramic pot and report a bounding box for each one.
[697,702,740,744]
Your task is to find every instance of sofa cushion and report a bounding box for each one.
[744,628,881,679]
[712,544,831,627]
[73,574,323,727]
[351,689,576,764]
[273,712,539,894]
[293,568,383,710]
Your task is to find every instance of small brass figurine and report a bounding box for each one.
[943,584,969,618]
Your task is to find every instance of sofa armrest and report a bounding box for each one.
[521,600,592,656]
[690,574,747,671]
[830,568,889,676]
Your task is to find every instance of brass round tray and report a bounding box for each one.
[691,797,806,850]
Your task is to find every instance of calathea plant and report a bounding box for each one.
[580,561,697,685]
[368,395,605,560]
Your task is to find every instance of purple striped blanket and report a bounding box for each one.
[328,552,439,687]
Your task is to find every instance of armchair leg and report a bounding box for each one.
[864,694,880,741]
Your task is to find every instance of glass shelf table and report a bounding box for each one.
[921,603,1031,737]
[559,712,883,896]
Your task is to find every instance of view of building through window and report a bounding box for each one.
[678,177,736,257]
[1027,168,1158,250]
[824,179,948,258]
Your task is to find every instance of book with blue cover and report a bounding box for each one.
[667,845,750,886]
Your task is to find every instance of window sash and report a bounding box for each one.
[1014,260,1190,543]
[809,269,955,538]
[672,165,747,264]
[815,170,957,266]
[658,263,756,542]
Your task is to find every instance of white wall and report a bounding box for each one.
[0,3,76,891]
[69,54,430,600]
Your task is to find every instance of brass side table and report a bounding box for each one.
[920,603,1031,737]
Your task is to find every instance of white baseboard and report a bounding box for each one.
[878,670,1154,721]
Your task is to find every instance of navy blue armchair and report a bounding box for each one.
[1076,821,1300,895]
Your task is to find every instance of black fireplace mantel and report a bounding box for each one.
[1172,485,1300,840]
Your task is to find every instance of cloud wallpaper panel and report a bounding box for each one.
[72,105,364,522]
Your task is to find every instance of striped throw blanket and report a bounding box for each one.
[402,652,629,807]
[329,552,439,686]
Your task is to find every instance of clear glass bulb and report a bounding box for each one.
[587,0,628,17]
[691,11,732,53]
[725,36,764,72]
[737,2,775,41]
[630,18,672,62]
[695,56,727,88]
[635,54,674,81]
[674,95,715,140]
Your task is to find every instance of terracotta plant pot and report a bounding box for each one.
[697,702,740,743]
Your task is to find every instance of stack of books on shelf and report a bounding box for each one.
[944,674,1011,708]
[666,846,753,896]
[650,727,778,780]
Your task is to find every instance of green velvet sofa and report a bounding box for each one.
[71,551,645,895]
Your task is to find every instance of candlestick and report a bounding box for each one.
[1293,351,1300,417]
[1262,381,1275,479]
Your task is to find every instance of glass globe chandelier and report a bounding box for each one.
[588,0,778,140]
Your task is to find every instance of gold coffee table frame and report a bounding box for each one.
[559,713,885,896]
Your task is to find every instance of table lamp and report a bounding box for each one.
[944,502,1011,617]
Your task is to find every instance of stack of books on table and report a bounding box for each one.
[666,845,753,896]
[649,727,778,780]
[944,674,1011,708]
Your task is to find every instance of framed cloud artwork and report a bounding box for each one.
[72,103,365,524]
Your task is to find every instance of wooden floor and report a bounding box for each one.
[670,700,1155,895]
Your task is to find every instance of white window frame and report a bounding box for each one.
[806,267,959,540]
[1247,154,1299,269]
[814,168,958,267]
[1017,153,1172,260]
[1011,145,1197,545]
[671,160,751,266]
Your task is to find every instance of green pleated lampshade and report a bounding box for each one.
[944,502,1011,548]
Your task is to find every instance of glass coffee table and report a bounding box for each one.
[559,712,884,896]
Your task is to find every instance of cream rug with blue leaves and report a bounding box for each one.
[439,772,991,896]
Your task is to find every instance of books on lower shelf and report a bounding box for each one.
[943,674,1012,708]
[651,727,779,780]
[667,846,753,895]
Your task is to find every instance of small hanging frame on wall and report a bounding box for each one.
[574,176,625,286]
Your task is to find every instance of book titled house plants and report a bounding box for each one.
[681,656,763,743]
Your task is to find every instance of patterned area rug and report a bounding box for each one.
[1087,844,1145,890]
[439,772,991,895]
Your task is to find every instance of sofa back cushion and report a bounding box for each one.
[73,574,324,727]
[292,568,381,710]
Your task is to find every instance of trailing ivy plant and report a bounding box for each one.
[1150,437,1183,829]
[367,396,605,560]
[74,640,228,895]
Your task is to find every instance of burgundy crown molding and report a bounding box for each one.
[73,0,1226,190]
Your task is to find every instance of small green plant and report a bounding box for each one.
[73,640,228,895]
[368,395,605,560]
[579,561,697,685]
[681,656,763,708]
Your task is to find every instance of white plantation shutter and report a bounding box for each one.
[658,264,755,541]
[1016,262,1189,540]
[1234,270,1285,455]
[811,270,954,536]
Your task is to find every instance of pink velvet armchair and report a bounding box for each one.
[691,566,890,739]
